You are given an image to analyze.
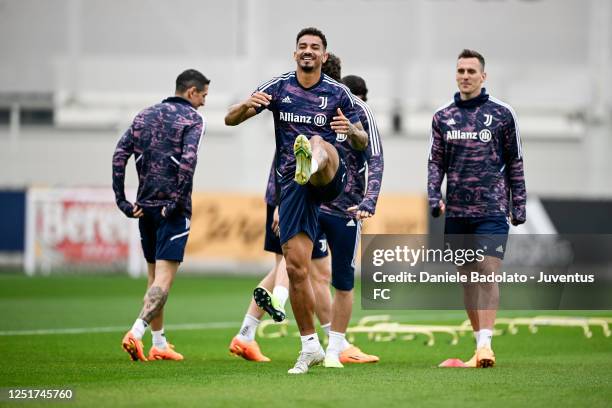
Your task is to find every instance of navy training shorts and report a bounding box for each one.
[318,211,361,291]
[278,156,347,246]
[138,206,191,264]
[444,216,509,260]
[264,204,328,258]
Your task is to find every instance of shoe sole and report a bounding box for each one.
[477,358,495,368]
[149,352,184,361]
[288,356,324,374]
[324,360,344,368]
[340,357,379,364]
[122,339,144,361]
[293,135,312,185]
[253,287,285,322]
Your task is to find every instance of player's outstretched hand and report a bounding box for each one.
[246,92,272,109]
[331,108,351,135]
[348,205,372,220]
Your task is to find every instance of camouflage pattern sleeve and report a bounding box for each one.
[359,105,384,214]
[427,114,446,211]
[264,155,280,206]
[112,125,135,217]
[360,147,384,214]
[503,113,527,223]
[173,117,204,215]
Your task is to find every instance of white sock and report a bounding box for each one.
[473,330,480,345]
[341,338,351,351]
[320,322,331,337]
[326,331,345,360]
[272,285,289,309]
[237,314,260,342]
[477,329,493,348]
[310,158,319,174]
[152,328,168,349]
[300,333,322,353]
[130,318,148,340]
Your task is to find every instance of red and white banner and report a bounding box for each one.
[24,188,428,275]
[24,188,141,276]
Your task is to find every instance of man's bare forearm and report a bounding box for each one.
[225,92,270,126]
[348,122,368,151]
[224,102,251,126]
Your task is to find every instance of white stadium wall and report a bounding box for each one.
[0,123,607,198]
[0,0,610,197]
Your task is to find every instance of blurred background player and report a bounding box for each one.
[428,49,526,368]
[113,69,210,361]
[225,27,367,374]
[319,72,384,368]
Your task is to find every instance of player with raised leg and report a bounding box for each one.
[251,54,344,337]
[228,55,345,363]
[248,58,382,368]
[225,28,367,374]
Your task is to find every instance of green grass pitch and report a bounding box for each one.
[0,273,611,407]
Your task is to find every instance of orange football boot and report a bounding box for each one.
[229,336,271,362]
[122,331,147,362]
[148,343,184,361]
[339,345,379,364]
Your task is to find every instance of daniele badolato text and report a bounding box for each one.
[369,246,595,284]
[372,271,595,284]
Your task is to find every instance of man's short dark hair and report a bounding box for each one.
[342,75,368,102]
[322,53,341,81]
[176,69,210,93]
[458,49,485,71]
[296,27,327,49]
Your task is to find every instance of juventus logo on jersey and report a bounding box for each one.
[318,96,328,109]
[484,114,493,126]
[319,239,328,252]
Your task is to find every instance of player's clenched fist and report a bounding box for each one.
[347,205,373,220]
[246,92,272,108]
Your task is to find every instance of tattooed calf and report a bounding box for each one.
[139,286,168,323]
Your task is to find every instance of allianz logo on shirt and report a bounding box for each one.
[279,111,327,127]
[446,130,477,140]
[446,129,492,143]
